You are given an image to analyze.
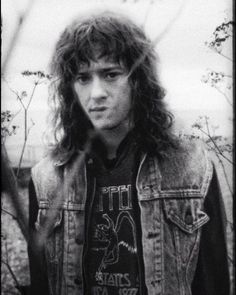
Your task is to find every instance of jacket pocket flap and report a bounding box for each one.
[163,198,209,234]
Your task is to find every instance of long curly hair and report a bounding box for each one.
[48,10,177,158]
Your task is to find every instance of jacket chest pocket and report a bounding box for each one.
[163,194,209,264]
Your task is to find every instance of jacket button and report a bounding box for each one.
[74,278,82,285]
[185,214,193,224]
[87,158,94,167]
[169,209,174,215]
[75,236,83,245]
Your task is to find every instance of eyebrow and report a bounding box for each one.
[77,65,124,74]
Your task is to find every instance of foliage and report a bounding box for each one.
[1,70,51,294]
[197,12,233,173]
[205,21,233,55]
[192,116,232,160]
[1,110,19,141]
[2,70,51,178]
[202,16,233,107]
[192,13,234,292]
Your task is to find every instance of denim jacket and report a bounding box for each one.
[30,139,227,295]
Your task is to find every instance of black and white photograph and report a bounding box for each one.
[1,0,233,294]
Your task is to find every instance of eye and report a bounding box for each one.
[76,74,91,84]
[104,71,121,81]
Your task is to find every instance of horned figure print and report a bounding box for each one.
[92,211,137,274]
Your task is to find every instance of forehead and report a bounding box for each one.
[77,56,125,73]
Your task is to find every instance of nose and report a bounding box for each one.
[90,76,107,101]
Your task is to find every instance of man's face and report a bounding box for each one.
[73,57,132,132]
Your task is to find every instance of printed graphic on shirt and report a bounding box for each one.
[93,211,137,273]
[86,184,140,295]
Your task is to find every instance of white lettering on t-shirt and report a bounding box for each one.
[98,185,132,212]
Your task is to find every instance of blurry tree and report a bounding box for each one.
[1,70,51,295]
[2,71,51,177]
[2,0,37,73]
[193,14,233,189]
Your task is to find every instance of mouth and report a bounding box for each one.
[89,107,107,112]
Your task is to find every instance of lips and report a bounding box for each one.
[89,106,107,112]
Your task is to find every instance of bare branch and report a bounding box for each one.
[1,0,37,74]
[153,0,187,46]
[196,119,233,165]
[203,117,233,194]
[223,74,232,78]
[210,46,233,61]
[141,0,153,29]
[1,144,29,242]
[213,85,232,106]
[26,82,38,110]
[199,128,233,164]
[16,140,27,178]
[2,79,26,110]
[2,241,20,288]
[214,149,233,195]
[1,259,20,288]
[1,208,17,220]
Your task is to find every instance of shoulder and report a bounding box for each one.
[164,137,209,167]
[31,150,86,195]
[31,155,62,193]
[158,138,213,192]
[31,149,77,180]
[31,153,73,202]
[32,155,58,179]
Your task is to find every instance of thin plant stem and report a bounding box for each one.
[16,139,27,178]
[142,0,153,29]
[1,260,20,288]
[1,144,29,242]
[1,0,36,74]
[26,82,37,110]
[213,85,232,106]
[1,208,17,220]
[197,123,233,165]
[16,81,39,178]
[2,241,20,288]
[153,0,187,46]
[215,149,233,195]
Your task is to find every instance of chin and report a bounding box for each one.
[93,121,115,130]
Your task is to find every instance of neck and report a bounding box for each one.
[98,124,132,159]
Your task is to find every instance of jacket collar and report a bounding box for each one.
[53,150,81,167]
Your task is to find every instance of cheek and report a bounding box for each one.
[119,84,132,110]
[73,85,89,111]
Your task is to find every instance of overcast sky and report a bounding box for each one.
[1,0,233,147]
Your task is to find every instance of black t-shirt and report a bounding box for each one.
[84,135,146,295]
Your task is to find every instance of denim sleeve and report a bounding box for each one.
[28,178,50,295]
[191,166,230,295]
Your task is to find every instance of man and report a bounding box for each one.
[28,10,230,295]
